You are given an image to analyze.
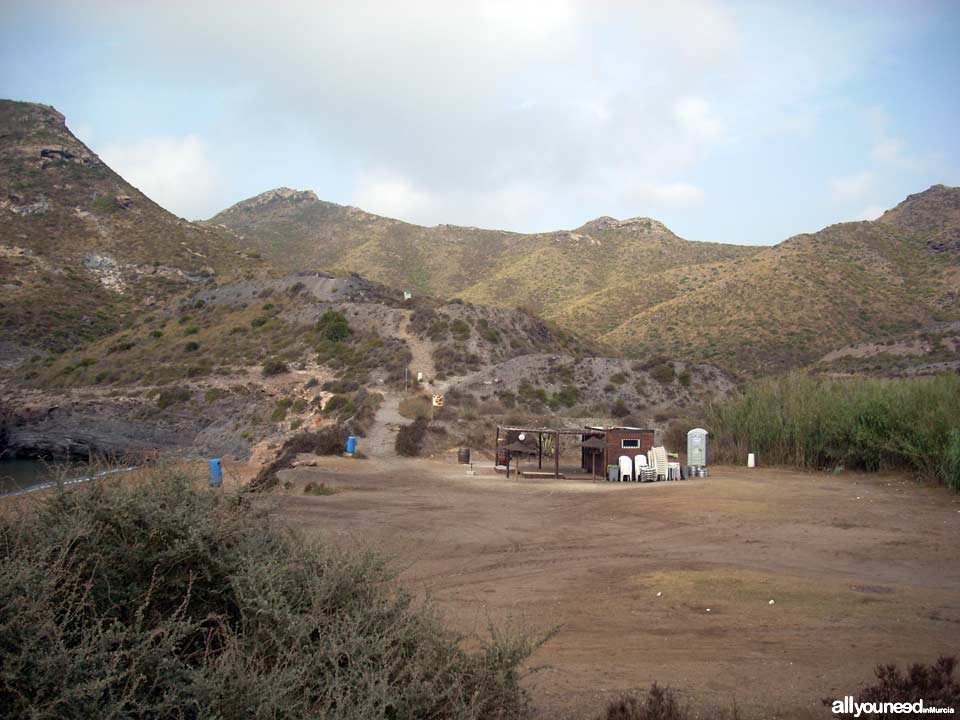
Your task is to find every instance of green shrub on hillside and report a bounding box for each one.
[262,359,288,377]
[707,372,960,488]
[317,309,352,342]
[156,386,191,409]
[0,468,540,718]
[649,363,675,385]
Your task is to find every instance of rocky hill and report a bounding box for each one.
[0,100,265,362]
[205,189,761,327]
[208,184,960,376]
[600,186,960,374]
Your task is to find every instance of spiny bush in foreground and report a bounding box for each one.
[0,467,542,719]
[706,372,960,489]
[825,656,959,717]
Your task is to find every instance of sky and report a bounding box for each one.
[1,1,958,246]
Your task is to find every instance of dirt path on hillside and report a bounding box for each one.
[273,460,960,719]
[397,311,437,389]
[363,394,404,458]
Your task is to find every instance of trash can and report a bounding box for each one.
[345,436,357,454]
[457,447,471,464]
[208,458,223,487]
[607,464,619,482]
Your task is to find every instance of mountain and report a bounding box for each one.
[600,186,960,374]
[0,100,265,361]
[204,188,761,335]
[207,185,960,375]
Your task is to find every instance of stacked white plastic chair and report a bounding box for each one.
[618,455,634,482]
[647,446,669,481]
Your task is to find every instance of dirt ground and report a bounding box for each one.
[273,456,960,719]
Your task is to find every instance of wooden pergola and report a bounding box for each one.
[495,425,601,479]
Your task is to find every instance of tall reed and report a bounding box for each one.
[706,372,960,488]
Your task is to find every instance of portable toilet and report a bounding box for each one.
[345,435,357,454]
[687,428,708,467]
[618,455,633,482]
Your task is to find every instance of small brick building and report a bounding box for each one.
[581,426,656,476]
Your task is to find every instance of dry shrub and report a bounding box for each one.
[600,683,739,720]
[396,417,429,456]
[0,466,542,719]
[399,394,433,419]
[477,399,505,416]
[250,427,346,491]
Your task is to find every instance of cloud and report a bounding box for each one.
[674,97,725,142]
[871,137,905,165]
[353,169,436,222]
[10,0,917,240]
[829,171,874,203]
[852,205,885,221]
[632,181,706,207]
[99,135,218,220]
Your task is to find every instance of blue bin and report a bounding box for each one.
[208,458,223,487]
[345,436,357,454]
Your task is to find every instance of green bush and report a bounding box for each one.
[184,340,200,352]
[707,372,960,488]
[262,359,288,377]
[0,468,540,718]
[317,309,352,342]
[450,319,471,340]
[92,194,121,213]
[943,430,960,493]
[156,386,191,409]
[649,363,675,385]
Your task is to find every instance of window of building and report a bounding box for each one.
[621,438,639,448]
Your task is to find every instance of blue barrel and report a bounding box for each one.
[208,458,223,487]
[345,436,357,454]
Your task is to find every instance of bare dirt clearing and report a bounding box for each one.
[275,458,960,719]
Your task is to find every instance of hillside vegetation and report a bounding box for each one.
[0,466,540,719]
[205,190,760,354]
[0,100,266,359]
[208,185,960,376]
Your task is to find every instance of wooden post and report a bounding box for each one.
[538,433,543,469]
[554,431,560,479]
[602,434,608,482]
[495,426,500,468]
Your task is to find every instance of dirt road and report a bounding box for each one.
[275,458,960,718]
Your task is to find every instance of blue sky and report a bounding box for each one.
[1,1,957,245]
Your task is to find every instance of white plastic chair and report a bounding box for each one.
[647,447,669,481]
[618,455,633,482]
[633,454,647,482]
